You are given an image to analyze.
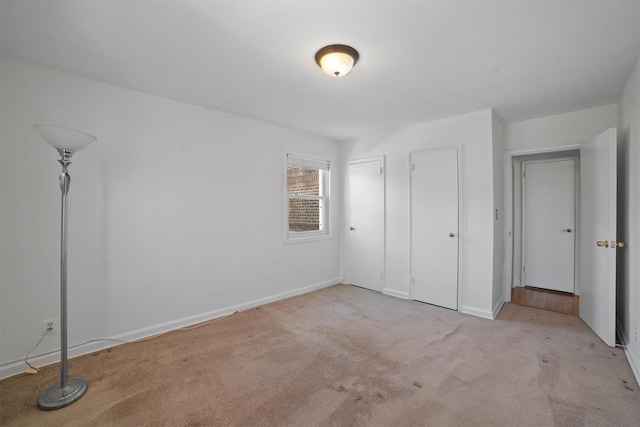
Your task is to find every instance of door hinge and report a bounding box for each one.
[522,266,526,272]
[380,167,383,175]
[412,163,416,172]
[523,170,527,179]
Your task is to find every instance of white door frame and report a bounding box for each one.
[409,146,464,310]
[503,142,583,302]
[346,156,385,290]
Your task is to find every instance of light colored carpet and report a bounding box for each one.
[1,284,639,426]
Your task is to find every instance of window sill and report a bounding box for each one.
[283,232,332,244]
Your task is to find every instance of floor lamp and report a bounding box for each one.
[33,124,97,410]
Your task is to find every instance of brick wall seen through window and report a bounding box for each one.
[287,165,320,232]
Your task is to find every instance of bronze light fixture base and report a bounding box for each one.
[315,44,359,77]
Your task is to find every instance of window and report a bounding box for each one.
[285,152,330,242]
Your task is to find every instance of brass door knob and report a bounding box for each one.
[566,228,572,233]
[596,240,609,248]
[611,241,626,248]
[449,233,455,238]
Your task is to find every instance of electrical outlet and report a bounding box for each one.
[41,318,58,335]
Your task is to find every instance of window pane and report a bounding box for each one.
[289,198,320,232]
[287,165,319,196]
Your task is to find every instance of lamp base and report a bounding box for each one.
[38,378,87,410]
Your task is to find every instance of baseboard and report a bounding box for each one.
[492,298,505,319]
[381,288,410,299]
[0,278,342,380]
[624,345,640,388]
[282,278,342,299]
[616,321,640,388]
[460,305,495,320]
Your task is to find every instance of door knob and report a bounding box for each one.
[566,228,572,233]
[449,233,455,238]
[611,241,625,248]
[596,240,609,248]
[349,227,355,231]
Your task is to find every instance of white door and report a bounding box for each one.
[410,148,459,310]
[580,128,618,347]
[522,159,576,293]
[347,157,384,292]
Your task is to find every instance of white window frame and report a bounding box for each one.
[284,151,331,244]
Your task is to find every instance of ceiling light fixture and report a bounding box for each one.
[315,44,359,77]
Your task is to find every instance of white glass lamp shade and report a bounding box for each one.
[34,124,96,152]
[319,52,355,77]
[315,45,359,77]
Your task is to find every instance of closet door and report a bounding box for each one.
[410,148,460,310]
[347,157,385,291]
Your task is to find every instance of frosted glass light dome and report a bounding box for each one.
[319,52,355,77]
[315,45,359,77]
[34,124,97,152]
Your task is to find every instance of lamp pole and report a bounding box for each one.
[34,125,96,410]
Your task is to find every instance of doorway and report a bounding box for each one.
[510,150,580,296]
[504,129,619,347]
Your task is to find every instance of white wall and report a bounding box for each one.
[505,104,618,150]
[617,57,640,382]
[0,57,341,377]
[339,110,497,318]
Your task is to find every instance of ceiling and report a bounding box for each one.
[1,0,638,141]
